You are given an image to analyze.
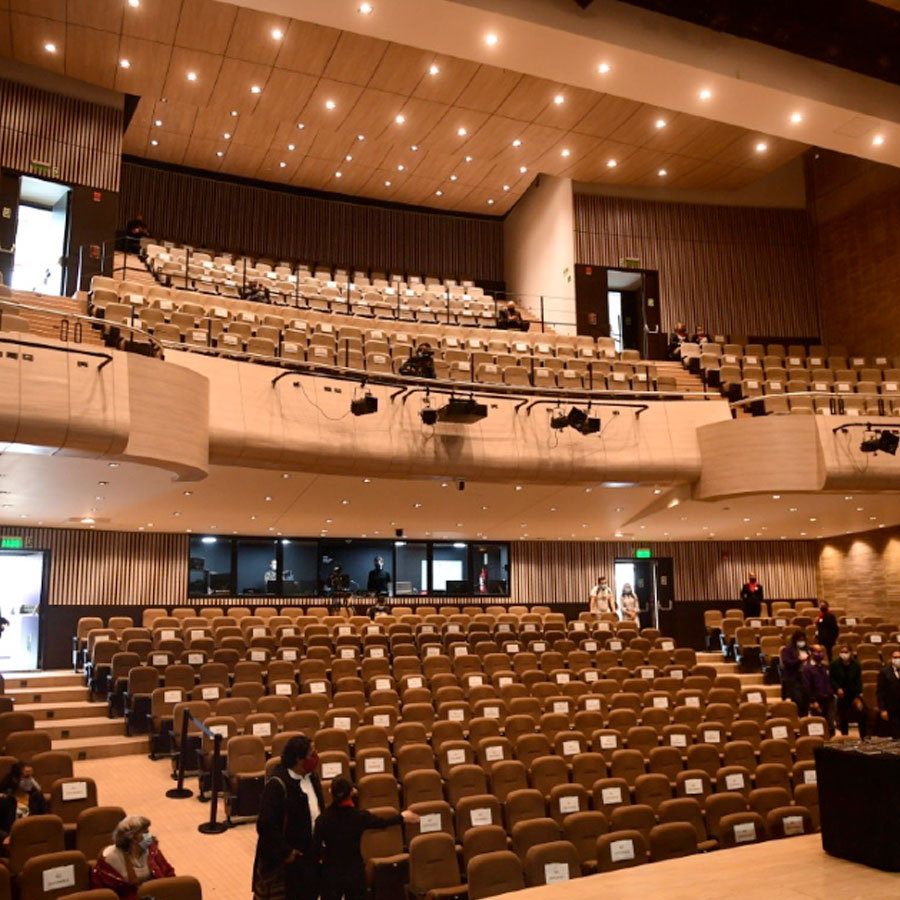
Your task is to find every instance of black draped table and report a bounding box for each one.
[816,739,900,871]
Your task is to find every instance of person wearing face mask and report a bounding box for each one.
[830,643,866,738]
[312,776,419,900]
[0,761,47,843]
[254,735,323,900]
[589,575,615,617]
[619,583,640,624]
[780,630,809,713]
[876,650,900,738]
[801,643,835,733]
[90,815,174,899]
[815,602,840,661]
[740,572,764,619]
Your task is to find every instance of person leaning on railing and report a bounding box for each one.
[399,343,437,378]
[497,300,529,332]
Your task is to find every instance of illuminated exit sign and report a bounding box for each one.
[1,537,23,549]
[634,548,651,559]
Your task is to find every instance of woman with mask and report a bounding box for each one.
[90,815,174,899]
[740,572,764,619]
[780,629,809,713]
[801,644,835,733]
[313,776,419,900]
[830,643,866,737]
[0,761,47,842]
[619,583,640,624]
[254,735,323,900]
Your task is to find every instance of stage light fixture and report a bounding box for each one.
[550,411,569,430]
[437,398,488,423]
[420,406,438,425]
[880,431,899,455]
[566,406,601,435]
[350,392,378,416]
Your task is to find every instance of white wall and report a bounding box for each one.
[503,174,577,335]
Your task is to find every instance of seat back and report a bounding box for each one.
[467,850,525,900]
[75,806,126,865]
[409,833,462,893]
[10,814,66,874]
[20,849,89,900]
[136,875,203,899]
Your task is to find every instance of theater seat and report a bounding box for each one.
[466,851,524,900]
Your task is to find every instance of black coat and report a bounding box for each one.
[312,803,402,875]
[816,612,839,648]
[740,583,764,618]
[0,788,47,838]
[254,765,324,880]
[876,664,900,719]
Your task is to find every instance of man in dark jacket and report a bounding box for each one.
[780,630,809,712]
[830,643,866,737]
[876,649,900,738]
[254,735,324,900]
[740,573,764,619]
[497,300,529,332]
[815,602,840,661]
[801,645,835,732]
[312,776,418,900]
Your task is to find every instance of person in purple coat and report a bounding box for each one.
[801,644,835,734]
[780,630,809,713]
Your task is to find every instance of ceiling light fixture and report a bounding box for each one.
[790,112,803,123]
[449,174,458,181]
[325,100,336,110]
[359,2,373,13]
[699,88,712,100]
[655,118,666,128]
[607,159,617,167]
[657,169,667,176]
[429,64,439,76]
[271,27,283,39]
[502,184,510,191]
[597,62,610,73]
[334,171,342,178]
[186,71,197,81]
[872,134,885,146]
[297,122,305,129]
[384,180,391,186]
[128,0,140,6]
[561,148,571,157]
[345,154,352,161]
[151,139,159,146]
[44,42,57,53]
[553,94,564,105]
[251,85,261,94]
[488,199,494,205]
[216,150,223,157]
[288,144,295,151]
[397,164,405,171]
[435,190,442,196]
[279,161,286,168]
[485,33,498,46]
[223,132,231,139]
[519,165,527,173]
[755,141,768,152]
[411,145,418,151]
[232,110,239,117]
[395,113,405,124]
[357,134,364,141]
[154,120,162,127]
[512,139,521,147]
[119,58,131,69]
[457,127,467,136]
[465,155,473,162]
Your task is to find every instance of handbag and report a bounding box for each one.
[254,776,288,900]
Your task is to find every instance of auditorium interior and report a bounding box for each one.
[0,0,899,898]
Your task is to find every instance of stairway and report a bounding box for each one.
[696,651,781,699]
[4,290,104,347]
[5,671,148,760]
[655,360,710,396]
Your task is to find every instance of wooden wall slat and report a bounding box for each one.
[118,160,504,282]
[573,193,819,338]
[0,80,122,192]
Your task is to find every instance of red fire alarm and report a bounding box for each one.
[92,191,101,202]
[585,266,593,276]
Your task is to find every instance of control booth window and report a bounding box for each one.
[473,543,509,595]
[188,536,234,596]
[432,542,470,595]
[319,538,394,597]
[235,539,280,597]
[395,541,429,595]
[280,539,318,596]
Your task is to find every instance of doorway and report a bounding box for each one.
[11,176,71,295]
[0,550,46,670]
[574,265,665,359]
[614,556,674,633]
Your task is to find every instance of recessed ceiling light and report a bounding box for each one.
[655,118,666,128]
[345,155,352,161]
[772,494,781,499]
[465,155,473,162]
[553,94,564,105]
[186,71,197,81]
[743,517,751,522]
[488,199,494,205]
[154,120,162,127]
[414,502,422,508]
[325,100,336,110]
[657,169,667,176]
[561,148,571,157]
[384,180,391,186]
[653,488,662,494]
[519,165,527,173]
[119,58,131,69]
[755,141,768,153]
[216,150,223,157]
[44,42,57,53]
[429,64,439,76]
[800,531,807,536]
[251,85,261,94]
[512,139,522,147]
[457,127,467,136]
[699,88,711,100]
[395,114,406,124]
[341,499,350,505]
[279,161,286,168]
[607,159,617,167]
[231,110,239,117]
[173,511,181,517]
[297,122,305,129]
[856,507,864,511]
[271,27,283,39]
[435,190,442,196]
[151,139,159,146]
[335,171,342,178]
[410,145,419,152]
[449,174,458,181]
[397,164,405,171]
[359,2,373,13]
[790,112,803,123]
[598,62,610,73]
[485,33,499,46]
[502,184,510,191]
[515,485,523,491]
[223,132,231,139]
[357,134,365,141]
[872,134,885,146]
[288,144,295,151]
[128,0,140,6]
[809,517,817,522]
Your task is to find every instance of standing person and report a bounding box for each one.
[780,630,809,712]
[740,572,764,619]
[366,556,391,596]
[253,736,323,900]
[876,648,900,738]
[830,643,866,738]
[0,761,47,841]
[90,815,175,900]
[801,645,835,733]
[815,602,840,661]
[313,776,419,900]
[589,575,615,617]
[619,583,640,624]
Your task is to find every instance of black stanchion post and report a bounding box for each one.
[166,711,194,799]
[198,732,228,834]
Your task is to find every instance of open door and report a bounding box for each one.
[0,549,46,671]
[0,170,18,287]
[615,556,675,633]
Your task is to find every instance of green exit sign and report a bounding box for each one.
[635,548,651,559]
[1,537,23,549]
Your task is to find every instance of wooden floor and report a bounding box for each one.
[75,754,897,900]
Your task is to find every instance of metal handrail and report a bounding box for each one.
[729,390,895,414]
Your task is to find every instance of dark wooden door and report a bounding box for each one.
[0,171,19,286]
[642,270,665,360]
[574,264,608,339]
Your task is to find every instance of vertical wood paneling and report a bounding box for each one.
[0,527,187,607]
[0,80,122,192]
[118,160,504,282]
[511,540,817,606]
[573,194,819,338]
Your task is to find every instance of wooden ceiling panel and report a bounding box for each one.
[182,135,221,171]
[588,145,670,183]
[121,123,149,156]
[0,12,10,59]
[430,106,491,151]
[145,129,188,164]
[64,24,118,89]
[174,0,236,55]
[247,69,317,125]
[10,13,65,72]
[66,0,121,33]
[409,148,464,181]
[273,19,340,77]
[666,158,739,190]
[342,87,405,139]
[150,99,197,136]
[532,132,604,176]
[256,148,301,183]
[606,106,676,147]
[190,106,239,142]
[231,111,282,148]
[9,0,64,19]
[571,139,640,181]
[516,122,568,161]
[532,85,604,132]
[121,0,180,45]
[391,97,455,147]
[677,120,747,162]
[322,30,390,87]
[270,120,319,155]
[311,162,374,195]
[336,132,393,168]
[716,134,805,171]
[410,53,478,105]
[297,79,365,131]
[217,141,267,178]
[452,65,521,114]
[224,6,290,66]
[205,57,273,116]
[115,37,171,100]
[572,93,643,139]
[459,114,533,161]
[367,42,432,95]
[159,46,221,107]
[306,126,360,161]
